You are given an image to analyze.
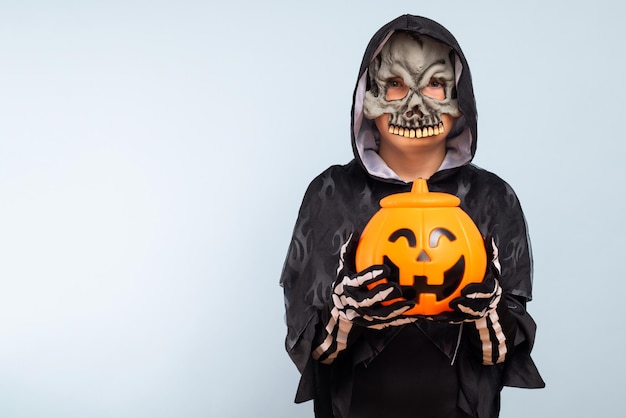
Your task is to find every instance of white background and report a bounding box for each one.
[1,1,624,417]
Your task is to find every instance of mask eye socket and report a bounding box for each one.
[422,78,446,100]
[385,77,409,100]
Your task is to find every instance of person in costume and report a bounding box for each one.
[280,14,544,418]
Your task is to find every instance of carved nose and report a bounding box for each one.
[417,250,431,261]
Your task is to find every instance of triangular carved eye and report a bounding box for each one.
[429,227,456,247]
[417,250,430,262]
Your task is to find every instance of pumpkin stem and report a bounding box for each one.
[412,178,429,194]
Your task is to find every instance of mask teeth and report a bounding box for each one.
[388,122,445,139]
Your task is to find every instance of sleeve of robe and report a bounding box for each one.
[279,167,362,403]
[457,169,545,390]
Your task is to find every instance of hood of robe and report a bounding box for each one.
[351,15,478,182]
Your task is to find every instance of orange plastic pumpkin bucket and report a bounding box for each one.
[356,178,487,316]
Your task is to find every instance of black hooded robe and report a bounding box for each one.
[280,14,544,418]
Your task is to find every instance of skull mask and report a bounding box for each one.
[363,32,461,138]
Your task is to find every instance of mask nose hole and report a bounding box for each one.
[406,107,423,119]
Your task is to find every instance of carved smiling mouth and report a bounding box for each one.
[388,122,445,138]
[383,255,466,302]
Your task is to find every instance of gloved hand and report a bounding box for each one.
[445,265,502,324]
[430,237,516,365]
[332,264,416,329]
[312,234,416,364]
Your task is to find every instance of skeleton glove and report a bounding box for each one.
[443,237,517,365]
[447,266,502,323]
[312,234,416,364]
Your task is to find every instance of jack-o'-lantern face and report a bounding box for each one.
[383,226,466,305]
[356,179,487,316]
